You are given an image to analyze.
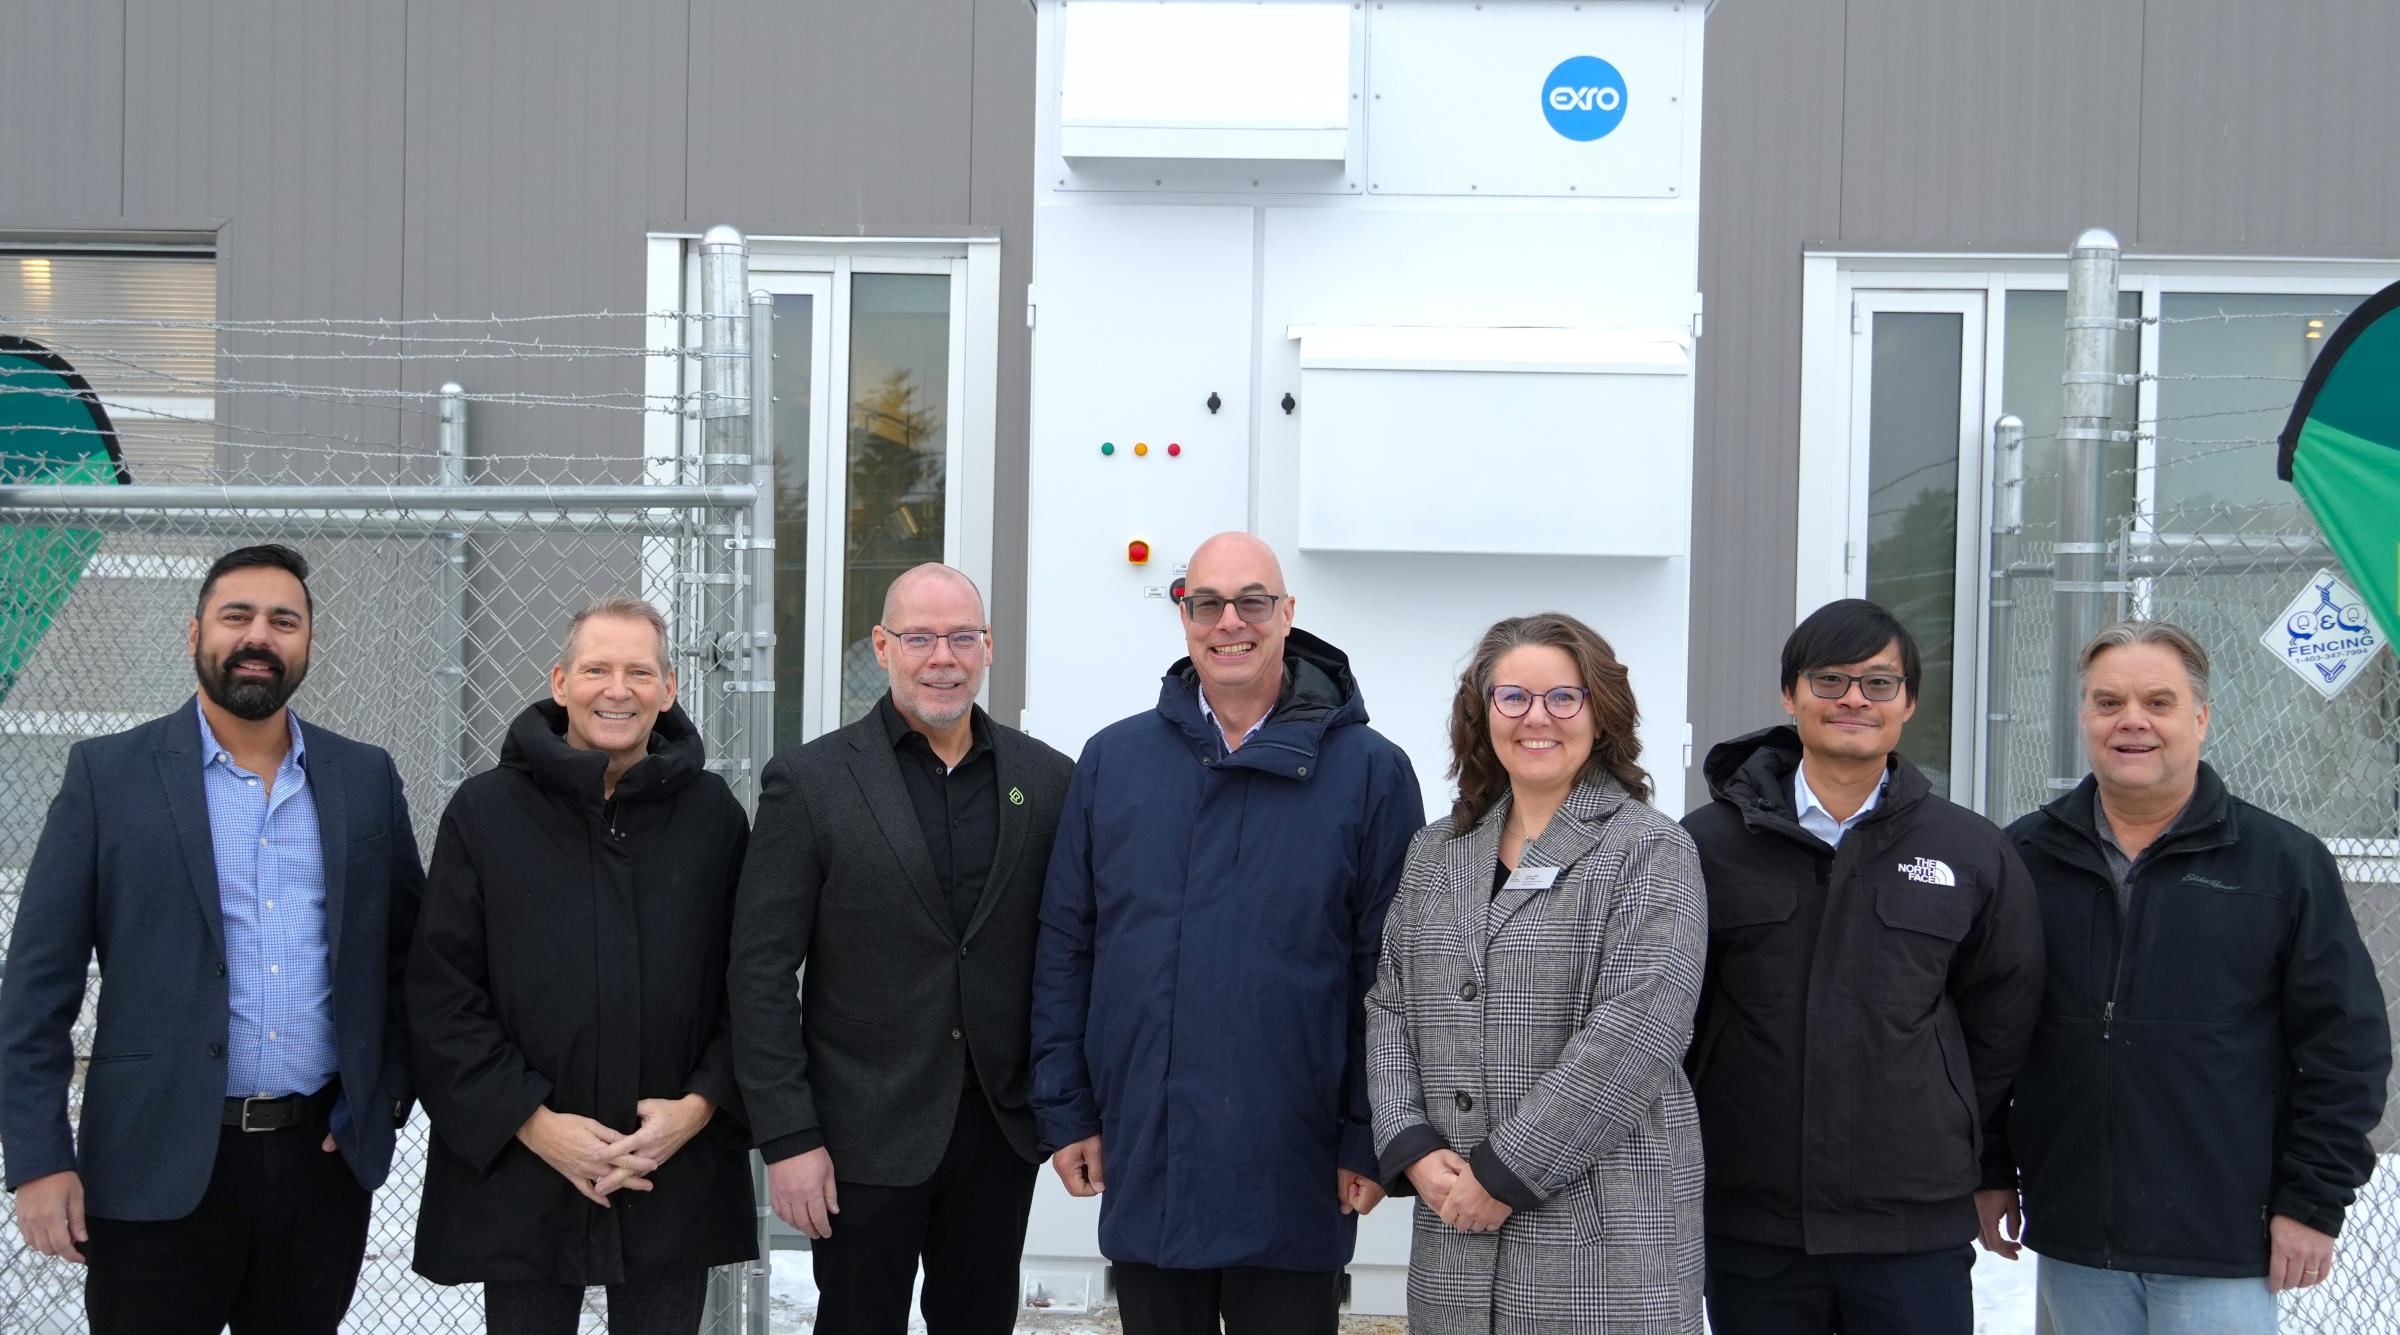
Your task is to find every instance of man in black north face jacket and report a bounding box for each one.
[1988,621,2389,1333]
[1682,599,2043,1335]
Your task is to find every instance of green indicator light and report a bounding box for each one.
[1100,441,1115,456]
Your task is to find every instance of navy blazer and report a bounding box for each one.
[0,700,425,1220]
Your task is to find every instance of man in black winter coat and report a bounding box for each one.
[1682,599,2044,1335]
[1990,620,2390,1335]
[408,597,757,1335]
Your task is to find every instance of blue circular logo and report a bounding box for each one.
[1542,56,1628,141]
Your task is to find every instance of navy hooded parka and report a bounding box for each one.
[1030,629,1424,1272]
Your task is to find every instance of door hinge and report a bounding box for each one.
[1843,540,1857,574]
[1026,284,1037,330]
[1691,291,1705,340]
[1850,301,1862,335]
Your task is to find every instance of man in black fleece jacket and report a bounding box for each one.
[1990,620,2390,1335]
[1683,599,2043,1335]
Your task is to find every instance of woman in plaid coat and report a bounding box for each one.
[1366,613,1707,1333]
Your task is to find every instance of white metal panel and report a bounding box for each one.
[1020,203,1257,759]
[1293,360,1691,556]
[1062,2,1351,133]
[1254,207,1699,822]
[1049,0,1366,191]
[1365,0,1687,198]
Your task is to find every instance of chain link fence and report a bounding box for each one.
[1986,240,2400,1331]
[0,240,777,1331]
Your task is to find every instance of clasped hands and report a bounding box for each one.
[1406,1148,1513,1233]
[517,1094,713,1208]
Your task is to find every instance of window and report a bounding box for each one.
[0,250,218,481]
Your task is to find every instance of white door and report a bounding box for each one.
[745,256,977,747]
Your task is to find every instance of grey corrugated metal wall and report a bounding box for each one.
[1688,0,2400,806]
[0,0,1038,720]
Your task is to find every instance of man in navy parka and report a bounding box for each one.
[1031,532,1424,1333]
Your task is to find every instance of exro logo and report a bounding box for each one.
[1542,56,1628,141]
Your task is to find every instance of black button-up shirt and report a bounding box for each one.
[878,693,999,937]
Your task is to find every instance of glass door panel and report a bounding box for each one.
[837,272,955,725]
[1851,292,1987,799]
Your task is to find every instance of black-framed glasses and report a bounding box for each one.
[1489,685,1590,719]
[879,626,988,656]
[1175,592,1285,625]
[1803,670,1903,703]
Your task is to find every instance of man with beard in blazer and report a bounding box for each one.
[0,543,424,1335]
[730,563,1074,1334]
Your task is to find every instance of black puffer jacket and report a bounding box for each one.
[409,701,756,1286]
[1993,766,2391,1277]
[1680,727,2043,1254]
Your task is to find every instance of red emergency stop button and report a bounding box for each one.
[1128,540,1151,565]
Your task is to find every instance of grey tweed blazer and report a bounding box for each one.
[1366,776,1708,1334]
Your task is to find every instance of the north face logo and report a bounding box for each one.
[1898,857,1957,887]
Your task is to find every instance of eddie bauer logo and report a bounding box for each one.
[1898,857,1957,887]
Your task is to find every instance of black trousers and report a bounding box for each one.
[84,1115,370,1335]
[484,1269,710,1335]
[808,1087,1040,1335]
[1705,1237,1974,1335]
[1112,1263,1342,1335]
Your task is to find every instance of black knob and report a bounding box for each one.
[1206,391,1222,414]
[1280,392,1296,415]
[1454,1091,1473,1112]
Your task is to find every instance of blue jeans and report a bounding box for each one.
[2036,1255,2276,1335]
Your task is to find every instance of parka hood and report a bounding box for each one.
[1158,626,1369,776]
[502,698,706,806]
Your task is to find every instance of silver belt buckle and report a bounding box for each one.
[239,1094,276,1133]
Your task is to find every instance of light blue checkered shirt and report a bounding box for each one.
[195,700,337,1099]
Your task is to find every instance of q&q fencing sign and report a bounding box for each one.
[2259,568,2388,701]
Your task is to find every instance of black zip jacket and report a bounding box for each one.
[1989,765,2391,1277]
[1681,727,2043,1254]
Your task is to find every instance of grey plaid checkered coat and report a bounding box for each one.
[1366,777,1706,1333]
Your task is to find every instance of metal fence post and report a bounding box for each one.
[697,225,753,1335]
[743,284,778,1335]
[435,383,469,797]
[2049,228,2122,792]
[696,224,752,772]
[1986,413,2024,811]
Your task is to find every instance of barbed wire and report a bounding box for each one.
[1,371,695,416]
[2139,308,2358,326]
[0,309,690,330]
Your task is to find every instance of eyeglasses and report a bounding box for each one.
[1489,685,1591,719]
[1175,592,1286,625]
[879,626,987,656]
[1803,670,1904,703]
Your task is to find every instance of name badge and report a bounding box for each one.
[1502,865,1562,892]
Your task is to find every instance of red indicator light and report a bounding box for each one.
[1167,443,1182,457]
[1128,540,1151,565]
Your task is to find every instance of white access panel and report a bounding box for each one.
[1254,206,1696,821]
[1291,326,1693,556]
[1022,203,1257,757]
[1365,0,1688,198]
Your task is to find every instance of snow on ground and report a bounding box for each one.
[756,1247,2037,1335]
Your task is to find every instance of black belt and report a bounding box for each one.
[222,1082,339,1133]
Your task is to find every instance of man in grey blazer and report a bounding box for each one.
[0,543,424,1335]
[730,563,1074,1335]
